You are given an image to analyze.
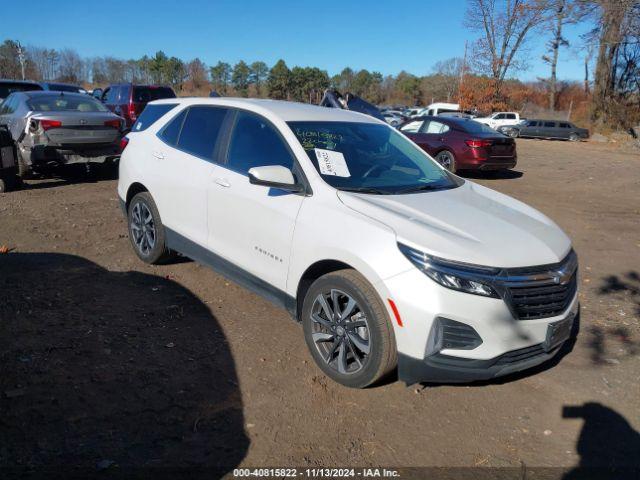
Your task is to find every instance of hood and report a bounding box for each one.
[337,181,572,268]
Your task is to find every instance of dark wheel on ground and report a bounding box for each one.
[508,129,519,138]
[569,133,580,142]
[301,269,397,388]
[0,178,7,193]
[435,150,456,173]
[127,191,173,264]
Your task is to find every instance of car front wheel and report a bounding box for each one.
[569,133,580,142]
[302,269,397,388]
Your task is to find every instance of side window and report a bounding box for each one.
[3,96,17,114]
[559,122,571,128]
[423,120,449,134]
[104,87,116,104]
[176,106,228,159]
[528,121,538,127]
[544,121,556,128]
[158,108,187,146]
[400,120,424,133]
[495,113,506,119]
[506,113,516,119]
[226,110,294,174]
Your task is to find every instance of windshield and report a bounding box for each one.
[28,94,109,112]
[288,121,461,194]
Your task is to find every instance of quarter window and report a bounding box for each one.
[176,106,228,159]
[422,120,449,134]
[226,111,294,174]
[400,120,424,133]
[158,108,187,146]
[133,103,178,132]
[559,122,571,128]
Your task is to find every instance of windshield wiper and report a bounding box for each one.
[339,187,393,195]
[395,184,448,194]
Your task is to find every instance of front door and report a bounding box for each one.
[207,109,305,291]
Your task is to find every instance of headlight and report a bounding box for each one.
[398,243,501,298]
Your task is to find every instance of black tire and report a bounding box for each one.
[301,269,397,388]
[508,129,519,138]
[568,133,579,142]
[435,150,456,173]
[0,178,7,193]
[127,192,173,264]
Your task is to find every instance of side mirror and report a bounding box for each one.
[248,165,302,192]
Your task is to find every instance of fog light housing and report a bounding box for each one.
[426,317,483,356]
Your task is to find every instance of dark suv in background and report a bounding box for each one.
[101,84,176,130]
[499,120,589,142]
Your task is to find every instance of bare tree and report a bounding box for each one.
[541,0,585,109]
[588,0,638,125]
[57,48,83,83]
[465,0,551,103]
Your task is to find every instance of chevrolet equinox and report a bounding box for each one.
[117,98,578,388]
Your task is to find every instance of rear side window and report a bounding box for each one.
[506,113,516,119]
[159,109,187,146]
[226,110,294,174]
[400,120,424,133]
[559,122,571,128]
[422,120,449,134]
[544,121,556,127]
[133,103,178,132]
[528,121,538,127]
[176,106,228,159]
[133,87,176,103]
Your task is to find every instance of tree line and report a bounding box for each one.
[0,0,637,128]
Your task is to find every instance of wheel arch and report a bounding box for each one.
[125,182,149,210]
[294,259,357,322]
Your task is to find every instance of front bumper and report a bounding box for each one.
[379,265,579,384]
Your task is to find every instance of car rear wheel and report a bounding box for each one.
[435,150,456,173]
[302,269,397,388]
[569,133,579,142]
[16,148,31,179]
[508,129,519,138]
[127,192,173,264]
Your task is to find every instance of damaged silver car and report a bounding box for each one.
[0,91,124,176]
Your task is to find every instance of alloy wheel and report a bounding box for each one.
[436,151,454,171]
[310,289,371,375]
[130,201,156,256]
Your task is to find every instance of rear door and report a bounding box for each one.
[150,105,230,247]
[207,109,305,291]
[540,121,558,138]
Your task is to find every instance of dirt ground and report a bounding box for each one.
[1,139,639,478]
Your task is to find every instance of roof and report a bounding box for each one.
[149,97,382,123]
[24,91,92,99]
[0,79,41,85]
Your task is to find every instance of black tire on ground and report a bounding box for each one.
[0,178,7,193]
[301,269,397,389]
[509,129,519,138]
[569,133,579,142]
[435,150,456,173]
[127,192,173,264]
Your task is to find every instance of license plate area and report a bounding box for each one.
[545,315,574,352]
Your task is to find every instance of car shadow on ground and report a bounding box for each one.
[459,169,524,180]
[0,252,248,476]
[562,403,640,479]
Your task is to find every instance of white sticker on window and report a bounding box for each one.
[314,148,350,177]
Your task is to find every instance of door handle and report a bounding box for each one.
[152,151,164,160]
[214,178,230,188]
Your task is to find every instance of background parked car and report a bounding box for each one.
[399,116,517,173]
[0,79,43,100]
[498,119,589,141]
[319,89,386,122]
[0,91,124,176]
[40,82,85,94]
[382,111,406,127]
[101,83,176,129]
[474,111,521,129]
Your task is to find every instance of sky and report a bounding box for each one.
[4,0,594,81]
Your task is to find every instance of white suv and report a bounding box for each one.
[118,98,578,388]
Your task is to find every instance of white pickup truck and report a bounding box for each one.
[474,112,521,130]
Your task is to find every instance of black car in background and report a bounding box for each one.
[0,79,43,100]
[499,119,589,141]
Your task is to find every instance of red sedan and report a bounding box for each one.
[398,116,517,173]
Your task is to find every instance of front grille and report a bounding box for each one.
[501,250,578,320]
[494,343,546,365]
[508,273,577,320]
